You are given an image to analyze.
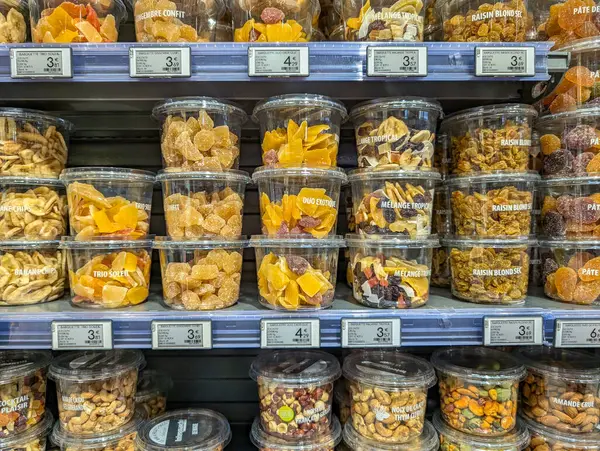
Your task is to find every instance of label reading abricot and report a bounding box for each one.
[151,321,212,349]
[484,316,543,346]
[248,47,309,77]
[260,319,319,348]
[475,46,535,77]
[129,47,191,78]
[341,318,401,348]
[52,321,112,350]
[367,46,427,77]
[10,48,72,78]
[555,319,600,348]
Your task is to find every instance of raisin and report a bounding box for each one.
[367,20,386,32]
[383,208,396,223]
[542,211,567,237]
[388,275,401,286]
[401,207,418,218]
[543,149,573,175]
[298,216,322,229]
[563,125,598,151]
[543,257,559,278]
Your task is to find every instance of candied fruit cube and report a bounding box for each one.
[296,271,324,297]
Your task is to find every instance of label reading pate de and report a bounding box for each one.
[555,319,600,348]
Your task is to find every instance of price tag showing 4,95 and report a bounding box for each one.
[151,321,212,350]
[341,318,401,348]
[367,46,427,77]
[248,47,309,77]
[555,319,600,348]
[484,316,543,346]
[129,47,191,78]
[51,321,112,350]
[475,46,535,77]
[261,319,319,348]
[10,48,72,79]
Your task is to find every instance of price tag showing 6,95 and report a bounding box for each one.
[475,46,535,77]
[129,47,191,78]
[52,321,112,350]
[248,47,309,77]
[484,316,543,346]
[260,319,319,348]
[10,48,72,79]
[151,321,212,350]
[367,46,427,77]
[342,318,401,348]
[555,319,600,348]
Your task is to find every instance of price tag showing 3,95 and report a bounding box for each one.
[51,321,112,350]
[475,46,535,77]
[341,318,401,348]
[484,316,543,346]
[555,319,600,348]
[261,319,319,348]
[367,46,427,77]
[129,47,191,78]
[151,321,212,350]
[10,48,72,79]
[248,47,309,77]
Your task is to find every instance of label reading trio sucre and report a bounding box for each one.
[472,267,522,276]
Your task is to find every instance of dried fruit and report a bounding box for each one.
[234,17,308,42]
[346,0,425,41]
[540,133,562,155]
[543,149,573,176]
[542,209,567,237]
[563,125,598,150]
[0,7,26,43]
[554,266,578,301]
[549,93,578,113]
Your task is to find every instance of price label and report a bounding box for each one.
[367,46,427,77]
[10,48,72,79]
[484,316,543,346]
[260,319,319,348]
[475,46,535,77]
[248,47,309,77]
[341,318,401,348]
[555,319,600,348]
[129,47,191,78]
[151,321,212,350]
[51,321,112,350]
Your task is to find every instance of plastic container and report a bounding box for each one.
[0,0,27,43]
[522,414,600,451]
[432,185,450,236]
[154,237,246,310]
[61,237,153,309]
[157,170,250,239]
[348,168,439,238]
[329,23,344,39]
[250,235,343,310]
[135,370,173,419]
[349,97,443,169]
[537,107,600,177]
[431,246,450,287]
[250,415,342,451]
[253,95,347,168]
[253,166,346,238]
[343,350,436,444]
[447,173,539,238]
[444,237,533,304]
[432,347,526,436]
[434,123,450,175]
[443,104,537,175]
[50,350,144,435]
[30,0,127,42]
[0,108,72,178]
[215,22,233,40]
[434,411,530,451]
[135,409,231,451]
[0,410,53,451]
[152,98,247,171]
[535,3,600,50]
[250,350,341,440]
[342,419,439,451]
[334,380,351,426]
[347,234,438,308]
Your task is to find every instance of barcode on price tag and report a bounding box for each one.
[10,48,72,79]
[555,319,600,348]
[475,46,535,77]
[151,321,212,350]
[484,316,543,346]
[51,321,112,350]
[129,47,191,78]
[248,47,309,77]
[260,319,319,348]
[341,318,401,348]
[367,46,427,77]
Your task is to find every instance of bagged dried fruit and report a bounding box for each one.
[0,1,27,43]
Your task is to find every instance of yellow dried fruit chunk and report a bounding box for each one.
[191,264,219,280]
[296,272,324,297]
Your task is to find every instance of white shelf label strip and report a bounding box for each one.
[152,321,212,350]
[52,321,112,350]
[129,47,191,78]
[367,46,427,77]
[475,46,535,77]
[483,316,543,346]
[248,47,309,77]
[10,48,72,79]
[341,318,401,348]
[260,319,319,348]
[555,319,600,348]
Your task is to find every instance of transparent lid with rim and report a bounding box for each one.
[154,237,248,250]
[442,103,538,126]
[0,240,60,250]
[349,97,443,121]
[0,108,74,131]
[445,171,540,186]
[136,370,174,401]
[536,105,600,127]
[514,347,600,383]
[252,166,347,182]
[343,419,438,451]
[347,168,441,183]
[521,414,600,449]
[156,169,251,184]
[555,36,600,53]
[538,239,600,249]
[250,416,342,450]
[0,411,53,449]
[540,174,600,186]
[60,167,156,183]
[60,236,154,250]
[152,97,247,122]
[0,176,65,188]
[441,236,536,248]
[49,350,145,382]
[135,409,231,451]
[0,350,51,385]
[345,234,440,248]
[252,94,348,122]
[249,235,345,249]
[342,350,436,390]
[250,350,341,386]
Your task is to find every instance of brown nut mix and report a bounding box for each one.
[251,416,342,451]
[523,414,600,451]
[136,395,166,420]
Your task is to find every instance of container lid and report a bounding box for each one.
[154,236,248,250]
[136,370,174,402]
[431,347,526,383]
[343,419,438,451]
[540,174,600,186]
[250,416,342,450]
[555,36,600,53]
[442,103,538,125]
[536,105,600,127]
[60,167,156,183]
[49,350,145,382]
[0,239,60,249]
[156,169,251,184]
[349,97,443,121]
[345,234,440,248]
[0,411,53,450]
[347,168,441,183]
[152,97,247,122]
[445,171,540,186]
[0,176,65,188]
[136,409,231,451]
[342,350,436,389]
[0,350,51,385]
[249,350,341,386]
[252,166,347,182]
[538,238,600,249]
[252,94,348,122]
[514,347,600,383]
[60,236,154,249]
[0,108,74,131]
[520,414,600,449]
[441,236,536,248]
[249,235,345,248]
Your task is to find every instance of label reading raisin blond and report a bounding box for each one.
[472,267,522,276]
[491,203,531,212]
[472,9,523,21]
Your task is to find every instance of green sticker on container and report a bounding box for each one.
[277,405,295,423]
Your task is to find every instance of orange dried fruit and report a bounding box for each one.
[555,266,578,301]
[549,93,578,113]
[575,21,600,37]
[558,0,590,31]
[540,134,562,155]
[578,256,600,281]
[564,85,592,103]
[545,272,558,297]
[565,65,596,88]
[542,196,558,216]
[567,251,594,271]
[586,153,600,173]
[573,280,600,304]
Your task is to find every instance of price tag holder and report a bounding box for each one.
[367,46,427,77]
[129,47,191,78]
[555,319,600,348]
[248,47,309,77]
[10,47,72,79]
[51,321,112,350]
[483,316,543,346]
[341,318,401,348]
[260,319,319,348]
[151,320,212,350]
[475,46,535,77]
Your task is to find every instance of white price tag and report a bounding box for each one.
[10,48,72,79]
[151,321,212,350]
[51,321,112,350]
[475,46,535,77]
[341,318,401,348]
[260,319,319,348]
[484,316,543,346]
[367,46,427,77]
[248,47,309,77]
[555,319,600,348]
[129,47,191,78]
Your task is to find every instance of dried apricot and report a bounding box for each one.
[555,266,578,301]
[549,93,578,113]
[564,85,592,103]
[545,272,558,297]
[586,154,600,173]
[558,0,590,32]
[573,280,600,304]
[540,134,562,155]
[565,65,596,88]
[567,251,595,271]
[578,256,600,281]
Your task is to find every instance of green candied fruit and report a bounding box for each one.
[495,387,512,402]
[462,409,475,419]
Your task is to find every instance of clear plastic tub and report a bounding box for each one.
[347,234,438,308]
[250,235,343,310]
[349,97,443,169]
[135,409,231,451]
[253,166,346,238]
[348,168,439,238]
[433,123,450,175]
[516,347,600,434]
[522,414,600,451]
[537,107,600,177]
[447,173,539,238]
[0,240,66,305]
[135,370,173,419]
[0,108,72,178]
[329,23,344,39]
[50,350,144,435]
[432,185,450,236]
[61,237,153,309]
[253,95,347,168]
[154,237,246,310]
[432,246,450,287]
[431,347,526,436]
[444,237,533,304]
[443,104,537,175]
[334,379,351,426]
[152,98,247,171]
[30,0,127,42]
[342,418,439,451]
[535,3,600,50]
[250,415,342,451]
[61,167,155,240]
[250,350,341,440]
[0,410,53,451]
[0,0,27,43]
